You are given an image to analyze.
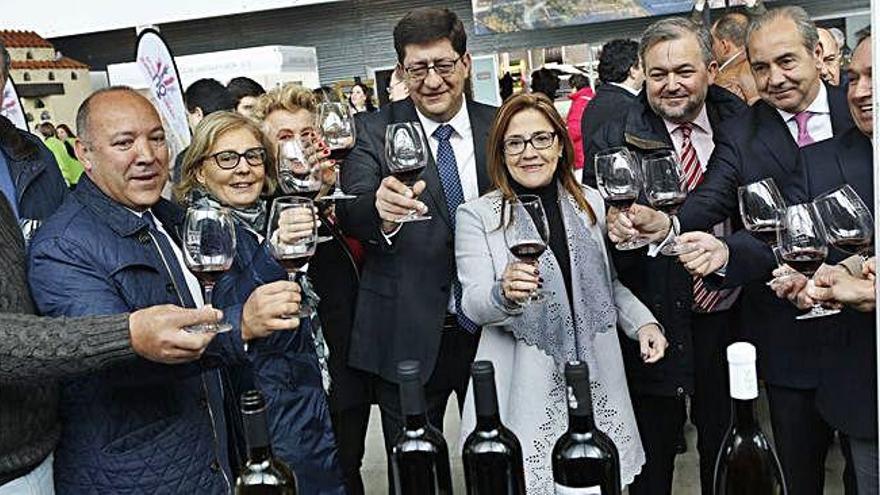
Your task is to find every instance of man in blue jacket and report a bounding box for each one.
[27,86,301,494]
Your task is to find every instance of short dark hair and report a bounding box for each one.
[713,12,749,48]
[226,77,265,106]
[530,68,560,100]
[184,78,235,115]
[568,74,591,90]
[598,39,640,84]
[37,122,55,138]
[393,8,467,64]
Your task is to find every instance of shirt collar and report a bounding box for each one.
[662,104,712,136]
[414,96,471,140]
[776,81,830,122]
[609,81,641,96]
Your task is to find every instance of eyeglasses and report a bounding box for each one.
[403,56,462,81]
[502,131,557,155]
[209,147,267,170]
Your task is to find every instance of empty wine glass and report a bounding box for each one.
[641,150,691,256]
[276,138,322,197]
[813,184,874,260]
[737,178,795,284]
[316,102,356,201]
[385,122,431,223]
[503,195,550,304]
[595,147,650,251]
[778,203,841,320]
[182,206,236,333]
[268,197,319,317]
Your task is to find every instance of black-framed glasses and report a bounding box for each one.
[403,56,462,80]
[502,131,557,155]
[209,147,267,170]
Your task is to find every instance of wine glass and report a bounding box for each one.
[641,150,691,256]
[503,195,550,303]
[813,185,874,260]
[778,203,841,320]
[385,122,431,223]
[268,197,319,317]
[316,102,357,201]
[182,206,236,333]
[277,138,321,196]
[594,147,650,251]
[737,178,794,283]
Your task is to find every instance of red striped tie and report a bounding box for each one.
[678,124,722,313]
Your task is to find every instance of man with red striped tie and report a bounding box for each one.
[586,16,747,495]
[607,7,857,495]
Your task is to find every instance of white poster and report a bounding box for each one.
[1,78,28,131]
[135,28,190,151]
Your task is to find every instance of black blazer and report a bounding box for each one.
[802,128,876,439]
[580,83,639,185]
[336,98,496,383]
[676,83,854,389]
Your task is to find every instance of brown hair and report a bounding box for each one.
[174,111,277,204]
[486,92,594,224]
[393,8,467,64]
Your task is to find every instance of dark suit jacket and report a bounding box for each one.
[802,128,876,439]
[336,98,496,383]
[580,83,639,185]
[676,83,854,389]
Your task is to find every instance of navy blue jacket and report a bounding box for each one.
[216,222,346,495]
[0,116,67,220]
[27,177,249,494]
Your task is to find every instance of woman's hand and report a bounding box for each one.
[276,206,319,244]
[500,261,540,305]
[241,280,302,341]
[300,133,339,187]
[637,323,667,363]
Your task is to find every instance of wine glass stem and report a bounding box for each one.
[333,166,343,194]
[203,283,215,308]
[288,272,297,283]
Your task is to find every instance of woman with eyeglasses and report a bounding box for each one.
[456,93,667,493]
[175,111,346,495]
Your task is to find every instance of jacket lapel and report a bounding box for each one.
[837,130,874,208]
[827,82,856,135]
[753,102,799,174]
[468,100,493,195]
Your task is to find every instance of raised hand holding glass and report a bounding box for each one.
[182,206,236,333]
[594,147,651,251]
[316,102,356,201]
[641,149,692,256]
[268,197,318,318]
[503,195,550,303]
[385,122,431,223]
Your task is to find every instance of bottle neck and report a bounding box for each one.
[569,410,595,434]
[243,409,274,463]
[247,445,274,463]
[400,378,428,431]
[732,398,757,429]
[567,377,596,434]
[476,412,502,431]
[404,412,428,431]
[473,375,502,431]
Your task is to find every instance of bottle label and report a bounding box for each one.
[554,483,601,494]
[729,361,758,400]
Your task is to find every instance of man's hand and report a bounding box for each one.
[242,281,302,341]
[637,323,667,364]
[375,176,427,233]
[809,263,876,313]
[676,232,729,277]
[768,265,813,309]
[864,257,876,280]
[606,204,670,244]
[129,305,222,364]
[501,261,540,304]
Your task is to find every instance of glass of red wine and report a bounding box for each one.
[385,122,431,223]
[737,178,796,284]
[594,147,651,251]
[277,138,322,197]
[503,195,550,304]
[813,184,874,260]
[778,203,841,320]
[641,150,692,256]
[316,102,357,201]
[268,196,319,318]
[182,206,236,333]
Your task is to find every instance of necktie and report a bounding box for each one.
[793,111,815,148]
[143,211,196,308]
[677,124,722,313]
[432,124,479,334]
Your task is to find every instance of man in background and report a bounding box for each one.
[227,76,266,119]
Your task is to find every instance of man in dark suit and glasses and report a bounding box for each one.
[336,5,496,475]
[580,38,644,185]
[607,7,856,494]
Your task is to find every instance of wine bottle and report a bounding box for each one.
[713,343,787,495]
[462,361,526,495]
[235,390,298,495]
[551,361,621,495]
[390,360,454,495]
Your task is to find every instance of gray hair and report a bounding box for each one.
[640,17,714,68]
[76,85,136,143]
[746,6,819,58]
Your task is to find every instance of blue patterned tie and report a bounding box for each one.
[143,212,196,308]
[432,124,479,334]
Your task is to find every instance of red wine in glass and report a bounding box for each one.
[782,248,826,277]
[509,240,547,265]
[651,195,685,214]
[392,165,426,187]
[328,147,351,162]
[606,196,637,211]
[278,256,310,274]
[832,237,873,256]
[191,265,229,286]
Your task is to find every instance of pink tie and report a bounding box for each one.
[793,111,815,147]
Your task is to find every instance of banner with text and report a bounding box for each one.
[135,28,190,153]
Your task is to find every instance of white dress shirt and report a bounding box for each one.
[776,82,833,144]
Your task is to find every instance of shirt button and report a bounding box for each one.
[676,387,685,396]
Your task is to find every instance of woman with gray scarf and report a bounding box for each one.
[456,93,667,493]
